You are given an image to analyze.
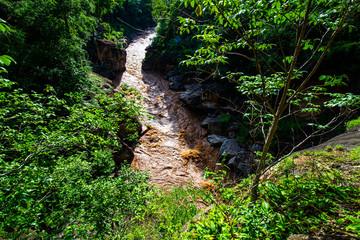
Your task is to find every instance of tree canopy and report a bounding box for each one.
[177,0,360,200]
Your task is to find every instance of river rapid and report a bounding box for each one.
[115,29,218,187]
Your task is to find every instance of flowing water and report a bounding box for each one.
[115,29,218,187]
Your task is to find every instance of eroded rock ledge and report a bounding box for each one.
[89,39,127,79]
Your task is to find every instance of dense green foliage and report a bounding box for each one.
[182,147,360,239]
[146,0,202,71]
[0,0,154,95]
[124,185,205,239]
[78,147,360,240]
[176,0,360,201]
[0,14,154,237]
[1,0,360,238]
[346,115,360,130]
[0,0,98,94]
[178,0,360,130]
[152,0,360,81]
[148,0,360,154]
[105,0,155,37]
[0,74,151,238]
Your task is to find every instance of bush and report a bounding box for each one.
[183,148,360,239]
[346,116,360,130]
[0,76,149,238]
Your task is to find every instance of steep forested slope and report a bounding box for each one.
[0,0,156,238]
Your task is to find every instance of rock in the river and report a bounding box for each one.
[180,85,202,105]
[219,139,244,159]
[164,70,177,80]
[208,134,228,147]
[201,116,219,127]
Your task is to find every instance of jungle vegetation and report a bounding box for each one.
[0,0,359,239]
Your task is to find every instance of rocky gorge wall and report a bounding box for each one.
[88,39,127,80]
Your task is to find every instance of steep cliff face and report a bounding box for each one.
[89,39,127,79]
[95,39,126,71]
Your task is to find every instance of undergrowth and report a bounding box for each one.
[124,147,360,239]
[181,147,360,239]
[123,185,208,239]
[0,73,148,238]
[346,116,360,130]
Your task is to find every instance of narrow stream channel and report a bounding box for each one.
[115,29,218,187]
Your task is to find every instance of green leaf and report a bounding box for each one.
[0,55,16,66]
[195,4,202,16]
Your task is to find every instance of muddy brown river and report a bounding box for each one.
[115,30,218,187]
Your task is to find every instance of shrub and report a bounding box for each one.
[346,116,360,130]
[183,148,360,239]
[0,77,148,238]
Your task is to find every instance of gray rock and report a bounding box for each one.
[219,139,243,159]
[180,85,202,106]
[164,70,177,80]
[208,134,228,147]
[184,83,198,90]
[302,124,360,152]
[201,117,217,128]
[179,84,221,110]
[226,155,253,178]
[227,157,238,168]
[236,157,251,173]
[169,75,185,91]
[201,117,223,135]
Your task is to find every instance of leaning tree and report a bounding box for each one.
[179,0,360,201]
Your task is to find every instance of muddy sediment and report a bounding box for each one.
[115,29,218,187]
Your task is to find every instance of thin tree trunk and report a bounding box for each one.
[250,113,281,202]
[249,0,314,202]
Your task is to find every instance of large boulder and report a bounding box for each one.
[219,140,254,177]
[228,156,252,177]
[94,39,127,72]
[168,75,186,91]
[88,39,127,79]
[207,134,228,147]
[179,84,221,111]
[180,85,202,106]
[219,139,244,159]
[201,116,223,135]
[302,124,360,151]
